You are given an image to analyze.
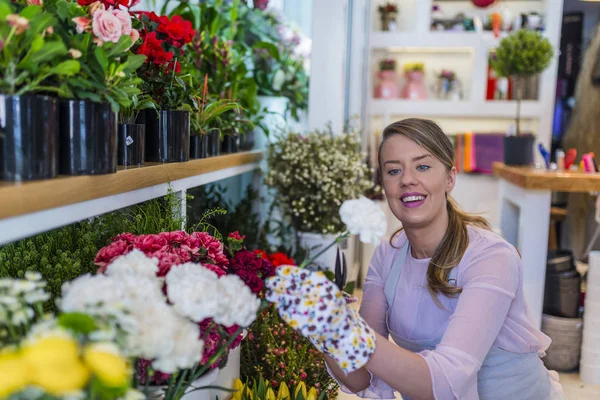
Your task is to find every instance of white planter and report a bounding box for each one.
[210,339,243,400]
[297,231,358,284]
[256,96,289,148]
[145,368,220,400]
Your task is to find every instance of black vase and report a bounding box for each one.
[118,124,145,166]
[145,110,190,163]
[190,134,209,159]
[59,100,117,175]
[239,130,255,151]
[222,134,240,154]
[0,94,59,181]
[503,135,535,166]
[207,129,221,157]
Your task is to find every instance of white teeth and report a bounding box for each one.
[402,196,425,203]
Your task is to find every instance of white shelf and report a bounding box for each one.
[370,99,542,118]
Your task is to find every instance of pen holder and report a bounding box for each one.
[503,134,535,166]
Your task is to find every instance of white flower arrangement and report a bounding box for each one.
[265,125,373,234]
[339,196,388,245]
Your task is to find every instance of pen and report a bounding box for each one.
[565,149,577,170]
[556,149,565,171]
[538,143,550,169]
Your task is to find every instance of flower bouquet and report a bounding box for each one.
[378,1,398,31]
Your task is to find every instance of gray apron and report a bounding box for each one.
[383,243,556,400]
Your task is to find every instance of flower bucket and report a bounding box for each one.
[190,134,209,159]
[211,344,242,400]
[145,110,190,163]
[145,368,220,400]
[297,232,358,284]
[118,123,145,166]
[0,94,59,181]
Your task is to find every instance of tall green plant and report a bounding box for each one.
[491,29,554,136]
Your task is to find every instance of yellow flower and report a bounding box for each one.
[83,343,130,388]
[294,382,307,399]
[0,351,30,397]
[232,379,244,400]
[340,361,349,370]
[288,319,298,329]
[266,387,276,400]
[303,299,316,307]
[277,382,290,400]
[307,387,317,400]
[282,267,292,276]
[21,336,89,395]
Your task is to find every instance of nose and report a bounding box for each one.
[400,168,417,187]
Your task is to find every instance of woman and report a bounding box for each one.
[321,118,565,399]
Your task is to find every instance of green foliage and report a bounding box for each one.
[491,29,554,79]
[0,190,186,312]
[241,306,339,399]
[0,0,80,96]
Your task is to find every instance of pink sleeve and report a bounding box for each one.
[418,241,520,399]
[331,240,397,399]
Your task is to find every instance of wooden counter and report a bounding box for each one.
[0,150,263,220]
[493,162,600,192]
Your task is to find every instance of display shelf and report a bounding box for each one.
[369,99,541,118]
[0,151,263,245]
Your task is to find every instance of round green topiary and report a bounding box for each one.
[492,29,555,78]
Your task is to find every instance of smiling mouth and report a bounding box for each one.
[401,195,426,204]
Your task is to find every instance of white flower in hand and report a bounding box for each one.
[339,196,387,245]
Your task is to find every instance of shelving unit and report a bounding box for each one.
[365,0,564,227]
[0,151,263,246]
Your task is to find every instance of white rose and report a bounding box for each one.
[339,196,387,245]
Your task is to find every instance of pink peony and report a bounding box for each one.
[72,16,91,34]
[94,240,131,269]
[111,8,132,35]
[92,9,122,44]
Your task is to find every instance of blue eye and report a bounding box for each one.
[417,165,431,171]
[387,169,400,176]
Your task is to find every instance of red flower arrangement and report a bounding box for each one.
[225,232,277,294]
[254,249,296,267]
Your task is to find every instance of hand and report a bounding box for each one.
[265,266,376,374]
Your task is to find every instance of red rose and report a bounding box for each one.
[164,60,181,74]
[77,0,96,5]
[94,240,131,269]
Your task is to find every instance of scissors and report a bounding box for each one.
[334,248,347,291]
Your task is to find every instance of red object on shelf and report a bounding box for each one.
[486,63,497,100]
[471,0,497,7]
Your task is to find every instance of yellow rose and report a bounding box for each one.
[277,382,290,400]
[266,388,276,400]
[83,343,130,388]
[307,387,317,400]
[22,336,89,395]
[294,382,307,399]
[0,351,30,397]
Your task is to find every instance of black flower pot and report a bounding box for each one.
[503,134,535,166]
[59,100,117,175]
[190,134,209,159]
[207,129,221,157]
[239,130,255,151]
[118,124,145,166]
[145,110,190,163]
[222,134,240,154]
[0,94,59,181]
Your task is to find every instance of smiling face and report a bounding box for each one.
[380,134,456,229]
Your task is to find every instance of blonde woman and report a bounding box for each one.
[267,118,565,400]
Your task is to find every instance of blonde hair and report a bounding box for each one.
[378,118,491,300]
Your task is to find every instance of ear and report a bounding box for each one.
[446,166,457,193]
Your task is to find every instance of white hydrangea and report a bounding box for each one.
[339,196,388,245]
[166,263,260,327]
[104,249,159,279]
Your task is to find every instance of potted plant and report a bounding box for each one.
[491,29,554,166]
[133,11,197,163]
[118,93,156,166]
[0,0,80,181]
[378,1,398,31]
[374,58,399,99]
[401,61,427,100]
[46,0,144,175]
[232,377,326,400]
[264,123,372,276]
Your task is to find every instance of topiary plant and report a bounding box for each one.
[491,29,554,135]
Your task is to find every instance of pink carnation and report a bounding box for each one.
[154,252,182,277]
[134,234,168,254]
[192,232,229,267]
[94,240,131,269]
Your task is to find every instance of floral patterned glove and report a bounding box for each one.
[265,266,376,374]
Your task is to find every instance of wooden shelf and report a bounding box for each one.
[0,150,263,221]
[493,162,600,192]
[370,99,541,118]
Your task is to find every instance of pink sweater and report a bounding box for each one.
[348,225,552,398]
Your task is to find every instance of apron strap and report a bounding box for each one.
[384,241,409,307]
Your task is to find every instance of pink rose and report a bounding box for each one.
[111,9,132,35]
[6,14,30,35]
[129,29,139,44]
[26,0,43,5]
[95,240,132,269]
[72,16,91,34]
[134,234,168,254]
[92,9,122,44]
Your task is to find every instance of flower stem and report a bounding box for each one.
[299,231,350,269]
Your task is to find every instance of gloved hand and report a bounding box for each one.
[265,265,376,374]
